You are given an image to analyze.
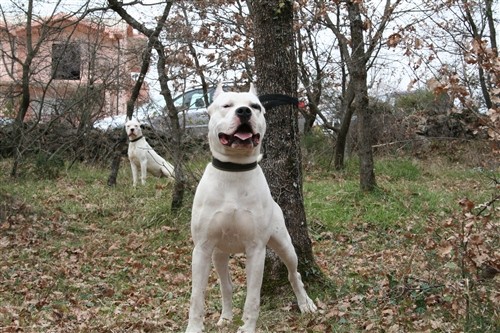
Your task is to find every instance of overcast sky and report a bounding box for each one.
[3,0,498,107]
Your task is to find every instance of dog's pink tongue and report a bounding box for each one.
[234,132,252,140]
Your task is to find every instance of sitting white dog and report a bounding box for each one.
[125,117,175,186]
[185,84,316,333]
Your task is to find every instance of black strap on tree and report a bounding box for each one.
[258,94,301,110]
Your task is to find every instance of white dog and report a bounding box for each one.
[125,118,175,186]
[186,84,316,333]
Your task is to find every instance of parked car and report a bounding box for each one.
[149,85,214,137]
[93,85,214,137]
[93,114,130,131]
[0,117,14,127]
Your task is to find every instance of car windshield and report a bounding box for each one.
[173,87,214,111]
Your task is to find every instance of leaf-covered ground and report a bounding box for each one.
[0,152,498,332]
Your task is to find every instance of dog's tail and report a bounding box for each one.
[258,94,305,110]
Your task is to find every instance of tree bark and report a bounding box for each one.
[334,81,355,170]
[323,0,401,185]
[296,24,323,135]
[10,0,35,177]
[484,0,497,56]
[333,9,351,170]
[347,1,377,191]
[251,0,321,288]
[462,0,494,109]
[154,36,185,211]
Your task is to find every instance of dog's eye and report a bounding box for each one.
[251,103,261,111]
[223,104,232,108]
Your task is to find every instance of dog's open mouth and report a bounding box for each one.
[218,123,260,148]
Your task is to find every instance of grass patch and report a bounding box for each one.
[306,157,494,234]
[375,158,420,181]
[0,142,498,332]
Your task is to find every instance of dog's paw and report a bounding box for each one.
[185,326,203,333]
[216,315,232,327]
[185,322,204,333]
[299,297,317,313]
[236,326,255,333]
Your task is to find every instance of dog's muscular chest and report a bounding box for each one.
[128,141,147,164]
[191,166,274,251]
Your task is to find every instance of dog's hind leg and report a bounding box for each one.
[212,249,233,326]
[160,163,175,179]
[267,209,317,314]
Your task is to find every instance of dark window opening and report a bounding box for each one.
[52,43,81,80]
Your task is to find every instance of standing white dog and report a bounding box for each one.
[186,84,316,333]
[125,118,175,186]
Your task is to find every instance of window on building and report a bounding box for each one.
[52,43,81,80]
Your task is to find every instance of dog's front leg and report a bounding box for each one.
[267,211,317,314]
[130,162,139,187]
[212,249,233,326]
[238,247,266,333]
[186,245,213,333]
[140,159,148,185]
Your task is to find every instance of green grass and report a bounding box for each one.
[0,142,498,332]
[305,157,495,235]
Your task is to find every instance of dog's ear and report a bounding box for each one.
[249,83,258,96]
[213,82,224,100]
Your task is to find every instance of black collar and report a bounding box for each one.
[212,157,258,172]
[129,136,143,143]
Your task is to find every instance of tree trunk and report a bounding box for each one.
[296,25,322,135]
[347,1,376,191]
[332,5,351,171]
[485,0,497,56]
[333,82,355,170]
[251,0,321,288]
[461,0,493,109]
[154,42,185,211]
[10,1,35,177]
[107,135,128,186]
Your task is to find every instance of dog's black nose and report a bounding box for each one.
[235,107,252,122]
